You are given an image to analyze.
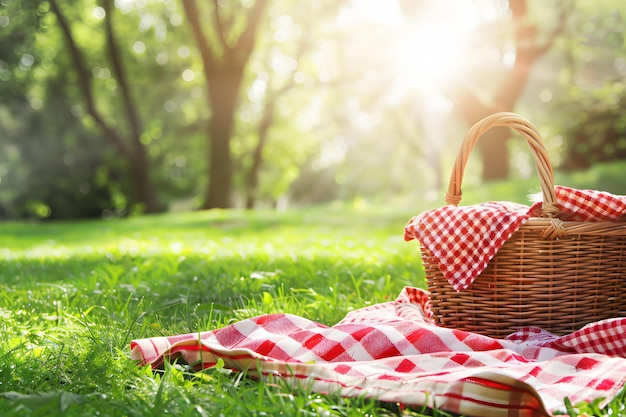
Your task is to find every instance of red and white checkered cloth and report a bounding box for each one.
[131,287,626,417]
[404,186,626,290]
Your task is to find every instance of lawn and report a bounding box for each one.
[1,163,625,416]
[0,201,430,416]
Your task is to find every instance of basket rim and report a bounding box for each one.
[523,217,626,238]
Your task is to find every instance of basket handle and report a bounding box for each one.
[445,112,559,218]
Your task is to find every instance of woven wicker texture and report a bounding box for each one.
[425,112,626,338]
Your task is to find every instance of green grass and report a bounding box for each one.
[0,203,432,416]
[1,162,625,416]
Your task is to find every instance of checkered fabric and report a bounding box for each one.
[404,202,529,291]
[404,186,626,291]
[532,186,626,221]
[131,287,626,417]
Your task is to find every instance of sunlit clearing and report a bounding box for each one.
[352,0,484,93]
[393,23,468,91]
[394,3,483,92]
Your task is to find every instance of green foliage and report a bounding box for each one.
[2,0,626,220]
[547,3,626,171]
[0,0,350,217]
[0,0,46,101]
[231,0,346,207]
[558,81,626,170]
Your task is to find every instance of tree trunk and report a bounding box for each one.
[129,146,160,213]
[477,128,510,180]
[245,102,274,209]
[203,73,241,209]
[102,0,160,213]
[446,0,566,181]
[51,0,161,214]
[183,0,269,210]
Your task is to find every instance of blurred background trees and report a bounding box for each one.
[0,0,625,220]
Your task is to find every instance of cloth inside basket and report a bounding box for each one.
[131,286,626,417]
[403,186,626,291]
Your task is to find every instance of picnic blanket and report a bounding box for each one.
[131,286,626,417]
[404,186,626,290]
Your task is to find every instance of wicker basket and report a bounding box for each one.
[423,112,626,338]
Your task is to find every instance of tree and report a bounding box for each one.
[560,83,626,169]
[49,0,161,213]
[182,0,270,209]
[454,0,569,180]
[554,4,626,170]
[244,82,281,210]
[397,0,569,181]
[242,2,328,209]
[1,0,211,219]
[0,0,60,218]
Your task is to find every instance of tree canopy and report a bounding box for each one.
[0,0,624,219]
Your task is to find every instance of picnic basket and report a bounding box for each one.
[421,112,626,338]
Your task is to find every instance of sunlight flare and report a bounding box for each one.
[392,2,484,92]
